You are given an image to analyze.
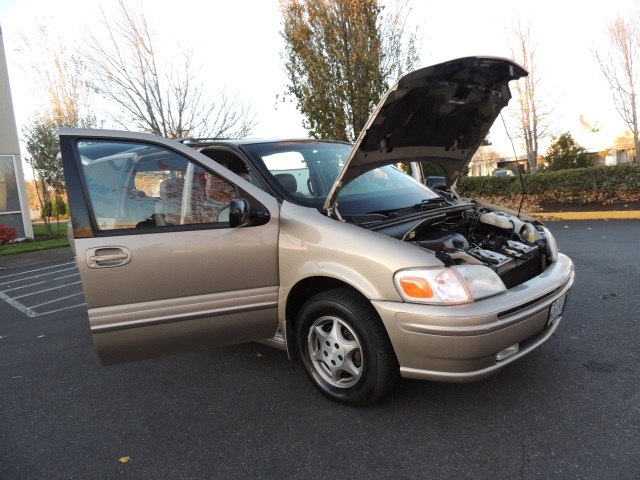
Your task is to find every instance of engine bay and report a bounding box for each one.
[365,205,554,289]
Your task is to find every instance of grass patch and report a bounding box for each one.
[0,221,70,256]
[32,221,68,237]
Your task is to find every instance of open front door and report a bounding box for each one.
[60,129,280,365]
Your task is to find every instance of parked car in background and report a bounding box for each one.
[493,169,515,176]
[59,56,574,406]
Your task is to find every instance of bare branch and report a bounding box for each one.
[470,146,501,176]
[81,0,256,138]
[593,12,640,162]
[16,23,93,127]
[17,19,96,224]
[507,19,554,173]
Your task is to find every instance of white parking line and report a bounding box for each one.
[0,290,36,317]
[0,261,86,317]
[1,280,49,293]
[11,281,82,300]
[34,302,87,317]
[1,272,80,293]
[0,261,76,280]
[0,265,78,287]
[30,291,85,309]
[52,273,81,281]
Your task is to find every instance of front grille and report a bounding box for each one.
[497,287,560,319]
[499,254,542,289]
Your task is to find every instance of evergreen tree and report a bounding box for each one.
[544,133,592,171]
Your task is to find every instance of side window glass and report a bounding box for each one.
[77,140,237,230]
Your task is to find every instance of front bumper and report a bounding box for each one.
[372,253,574,382]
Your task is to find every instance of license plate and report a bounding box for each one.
[547,294,567,328]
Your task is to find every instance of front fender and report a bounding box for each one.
[277,202,442,324]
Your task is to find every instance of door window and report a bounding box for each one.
[77,140,237,230]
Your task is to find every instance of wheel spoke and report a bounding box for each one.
[340,338,359,357]
[335,323,352,344]
[339,358,361,379]
[330,366,341,384]
[329,318,341,340]
[312,324,329,344]
[311,348,325,363]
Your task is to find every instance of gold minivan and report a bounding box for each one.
[60,56,574,406]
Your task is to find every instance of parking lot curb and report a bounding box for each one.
[533,211,640,220]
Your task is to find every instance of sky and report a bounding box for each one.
[0,0,637,162]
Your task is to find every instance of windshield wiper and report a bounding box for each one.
[384,199,448,218]
[415,198,450,209]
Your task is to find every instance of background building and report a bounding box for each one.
[0,25,32,239]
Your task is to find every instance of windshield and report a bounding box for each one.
[243,141,441,215]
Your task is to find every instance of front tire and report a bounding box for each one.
[295,288,399,406]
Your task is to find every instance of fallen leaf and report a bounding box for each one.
[600,293,618,299]
[118,456,132,463]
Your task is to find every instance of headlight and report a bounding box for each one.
[394,265,506,305]
[541,226,558,262]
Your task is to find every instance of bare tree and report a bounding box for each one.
[470,146,501,176]
[82,0,256,138]
[594,14,640,163]
[16,25,94,128]
[508,20,553,173]
[17,24,95,235]
[377,0,420,90]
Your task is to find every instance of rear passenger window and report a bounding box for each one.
[77,140,237,230]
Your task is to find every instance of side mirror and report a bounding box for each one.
[229,198,251,228]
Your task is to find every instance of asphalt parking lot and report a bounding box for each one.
[0,259,84,318]
[1,220,639,479]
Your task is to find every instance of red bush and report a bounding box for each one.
[0,224,17,245]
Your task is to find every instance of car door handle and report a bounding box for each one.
[92,253,128,262]
[86,247,132,268]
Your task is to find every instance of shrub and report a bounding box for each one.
[55,197,67,217]
[544,132,592,171]
[41,200,54,220]
[0,225,18,245]
[457,164,640,205]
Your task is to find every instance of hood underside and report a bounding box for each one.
[324,56,528,212]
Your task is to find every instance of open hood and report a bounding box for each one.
[324,56,527,212]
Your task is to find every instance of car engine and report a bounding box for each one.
[366,205,555,289]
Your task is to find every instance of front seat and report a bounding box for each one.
[237,173,252,183]
[274,173,297,194]
[155,177,185,225]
